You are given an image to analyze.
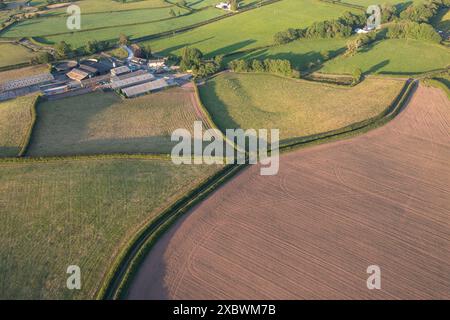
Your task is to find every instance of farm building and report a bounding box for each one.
[66,68,90,81]
[111,65,131,76]
[110,73,155,90]
[43,85,69,96]
[131,57,147,65]
[80,59,113,75]
[0,73,54,92]
[148,59,166,69]
[79,64,98,76]
[111,69,147,82]
[54,60,78,72]
[216,2,231,10]
[121,78,169,98]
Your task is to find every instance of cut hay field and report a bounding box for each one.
[0,43,38,68]
[0,95,37,157]
[0,158,222,299]
[127,84,450,299]
[321,39,450,75]
[143,0,356,57]
[26,87,208,156]
[199,73,405,141]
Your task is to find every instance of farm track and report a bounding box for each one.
[126,85,450,299]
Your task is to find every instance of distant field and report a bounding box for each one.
[75,0,170,13]
[230,38,348,71]
[0,158,222,299]
[39,7,225,48]
[0,43,38,68]
[0,95,37,157]
[342,0,424,7]
[199,73,405,141]
[321,39,450,75]
[0,65,50,86]
[27,88,207,156]
[144,0,356,57]
[2,6,189,38]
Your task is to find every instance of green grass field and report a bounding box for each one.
[1,6,190,38]
[39,7,225,48]
[199,72,405,141]
[0,95,37,157]
[0,43,38,67]
[26,88,207,156]
[321,39,450,75]
[143,0,356,57]
[0,158,222,299]
[229,38,348,71]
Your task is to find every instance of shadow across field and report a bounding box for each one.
[0,146,19,158]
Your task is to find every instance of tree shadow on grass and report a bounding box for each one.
[0,146,19,158]
[207,39,257,58]
[365,59,390,75]
[154,36,215,56]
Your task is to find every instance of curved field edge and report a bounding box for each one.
[104,77,417,300]
[197,72,414,149]
[0,94,39,157]
[98,163,245,299]
[0,155,221,299]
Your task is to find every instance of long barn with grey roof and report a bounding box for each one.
[110,73,155,90]
[121,78,169,98]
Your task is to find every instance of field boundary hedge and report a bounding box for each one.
[0,61,32,72]
[17,95,40,157]
[0,153,173,164]
[318,0,365,11]
[97,162,246,300]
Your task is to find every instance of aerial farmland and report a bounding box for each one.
[0,0,449,308]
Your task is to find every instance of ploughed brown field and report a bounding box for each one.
[127,85,450,299]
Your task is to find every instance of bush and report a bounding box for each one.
[387,21,442,43]
[229,58,299,77]
[272,11,365,45]
[399,0,449,23]
[352,68,363,85]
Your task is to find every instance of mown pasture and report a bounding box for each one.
[142,0,356,57]
[0,94,38,157]
[0,43,39,68]
[0,158,222,299]
[321,39,450,75]
[26,88,207,156]
[198,73,405,141]
[38,7,225,49]
[1,6,190,38]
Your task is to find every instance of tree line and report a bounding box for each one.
[228,58,300,78]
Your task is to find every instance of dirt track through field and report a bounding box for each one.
[127,85,450,299]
